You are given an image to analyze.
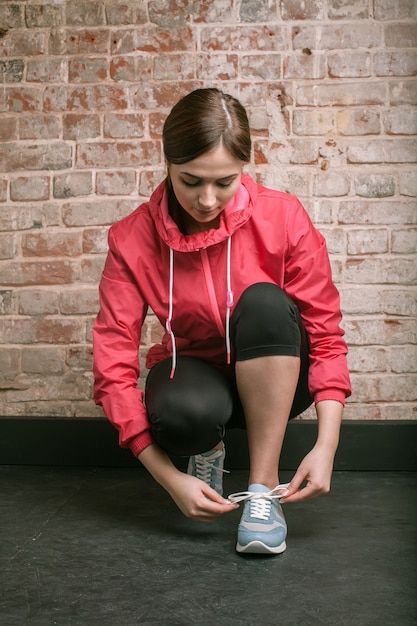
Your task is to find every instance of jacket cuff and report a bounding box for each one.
[314,389,347,406]
[129,429,155,458]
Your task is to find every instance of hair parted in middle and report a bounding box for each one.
[162,88,252,165]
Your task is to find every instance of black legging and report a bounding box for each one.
[145,283,312,456]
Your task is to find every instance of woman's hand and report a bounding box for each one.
[280,443,335,503]
[167,472,238,523]
[138,444,237,523]
[281,399,343,504]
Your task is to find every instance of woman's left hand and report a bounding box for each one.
[280,444,335,503]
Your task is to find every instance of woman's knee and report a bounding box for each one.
[231,283,304,358]
[145,356,233,456]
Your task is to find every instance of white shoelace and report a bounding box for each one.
[227,483,290,519]
[193,452,230,483]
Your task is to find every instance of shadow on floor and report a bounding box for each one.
[0,467,416,625]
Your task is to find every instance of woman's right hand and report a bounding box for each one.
[167,472,238,523]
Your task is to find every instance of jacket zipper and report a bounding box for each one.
[200,248,225,337]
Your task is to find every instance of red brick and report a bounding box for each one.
[65,1,104,26]
[18,290,59,315]
[105,3,147,25]
[49,29,110,55]
[10,176,50,202]
[0,260,77,286]
[293,110,334,136]
[374,51,417,77]
[0,4,24,29]
[328,0,369,19]
[5,86,43,112]
[197,54,238,81]
[154,53,195,81]
[76,141,161,168]
[110,56,152,81]
[69,58,108,83]
[25,3,63,27]
[22,347,66,374]
[241,54,282,80]
[328,52,371,78]
[336,109,381,136]
[60,288,99,314]
[389,81,417,106]
[103,114,146,139]
[53,172,93,199]
[111,26,193,54]
[0,178,8,203]
[27,58,67,83]
[129,81,202,109]
[238,0,277,22]
[0,319,84,344]
[82,228,109,254]
[354,174,395,198]
[80,256,108,283]
[383,109,417,135]
[96,171,137,195]
[374,0,417,20]
[391,228,417,254]
[384,24,417,48]
[139,171,165,197]
[284,53,326,79]
[62,200,134,226]
[0,31,46,56]
[0,116,18,141]
[201,26,287,52]
[296,83,386,106]
[0,206,44,231]
[65,346,94,371]
[318,23,382,49]
[0,233,15,259]
[0,59,25,83]
[22,231,82,257]
[63,114,101,140]
[281,0,324,18]
[347,139,417,164]
[338,200,417,225]
[345,258,417,285]
[19,114,61,140]
[347,229,389,255]
[0,143,72,172]
[44,85,128,112]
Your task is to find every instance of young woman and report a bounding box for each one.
[93,88,351,555]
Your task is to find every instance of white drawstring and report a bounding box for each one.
[166,237,233,378]
[166,247,176,379]
[225,236,234,365]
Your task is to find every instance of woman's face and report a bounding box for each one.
[168,144,244,233]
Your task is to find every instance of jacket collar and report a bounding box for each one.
[149,173,256,252]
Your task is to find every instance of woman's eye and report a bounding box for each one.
[181,179,200,187]
[217,181,233,188]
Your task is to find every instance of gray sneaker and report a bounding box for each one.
[229,483,288,554]
[187,446,227,496]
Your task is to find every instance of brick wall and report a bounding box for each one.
[0,0,416,422]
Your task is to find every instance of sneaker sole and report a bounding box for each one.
[236,540,287,555]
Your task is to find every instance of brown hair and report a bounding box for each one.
[163,88,251,164]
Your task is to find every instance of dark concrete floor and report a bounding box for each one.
[0,467,416,626]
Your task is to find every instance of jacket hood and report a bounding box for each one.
[148,173,257,252]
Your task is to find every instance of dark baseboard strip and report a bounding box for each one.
[0,417,416,471]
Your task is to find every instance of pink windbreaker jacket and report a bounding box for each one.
[93,174,351,457]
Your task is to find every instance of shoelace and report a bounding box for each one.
[193,452,230,484]
[227,484,290,520]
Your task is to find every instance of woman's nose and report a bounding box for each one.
[198,186,216,208]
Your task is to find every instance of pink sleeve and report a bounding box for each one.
[93,227,156,456]
[284,198,351,405]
